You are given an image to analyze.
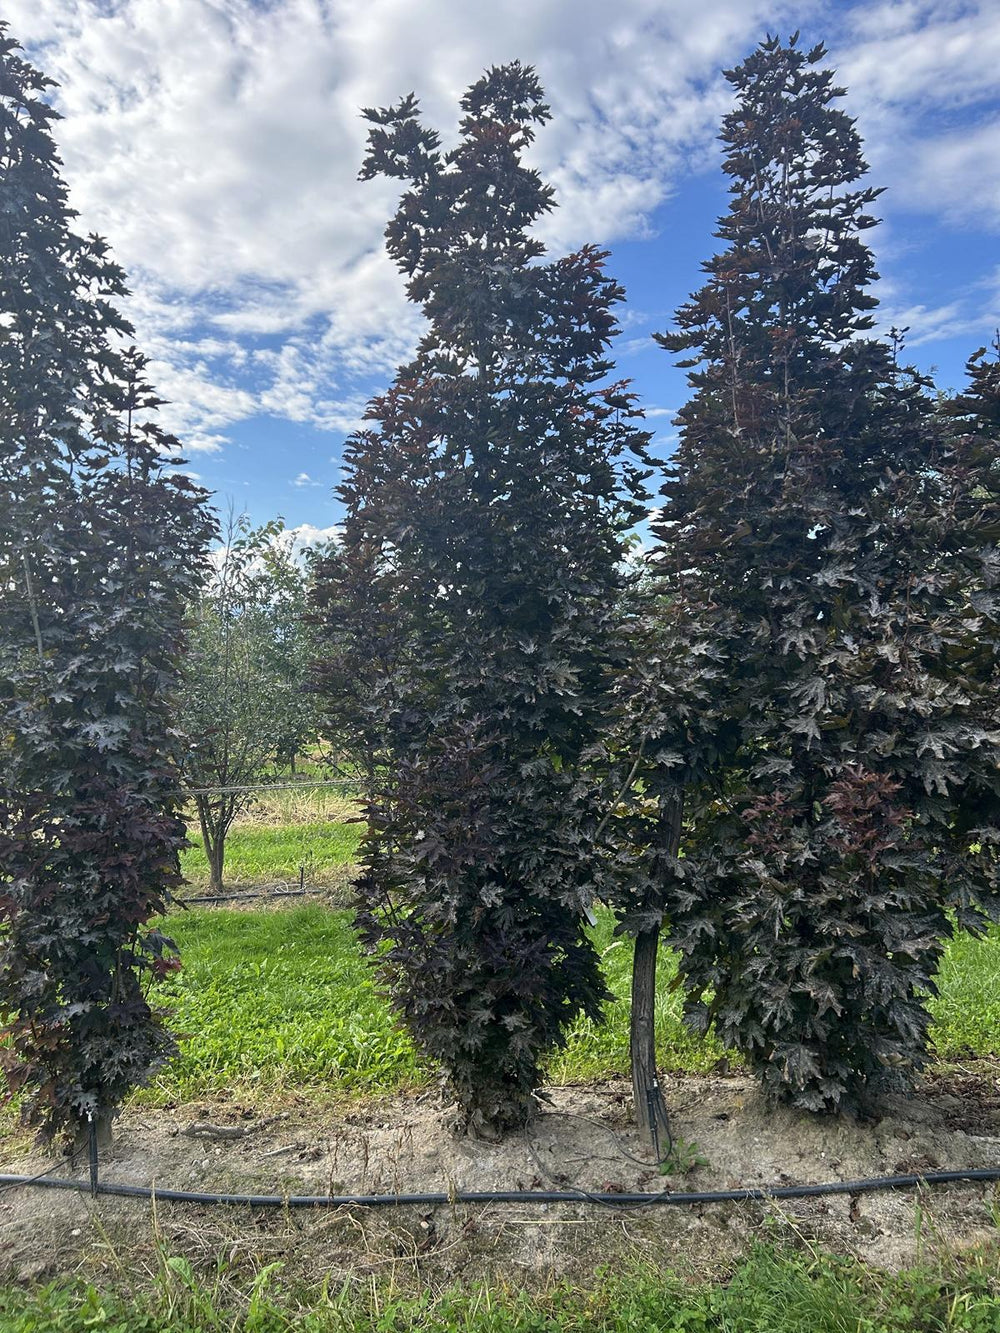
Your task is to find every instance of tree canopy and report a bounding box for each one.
[651,34,1000,1112]
[314,62,653,1134]
[0,26,214,1143]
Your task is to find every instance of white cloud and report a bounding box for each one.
[841,1,1000,107]
[4,0,797,455]
[876,301,966,347]
[4,0,998,460]
[207,518,339,575]
[279,522,341,562]
[899,119,1000,226]
[834,3,1000,223]
[873,265,1000,354]
[291,472,323,488]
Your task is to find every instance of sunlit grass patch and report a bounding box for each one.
[144,904,728,1104]
[136,899,1000,1108]
[144,904,421,1104]
[234,785,360,827]
[550,912,731,1081]
[929,923,1000,1058]
[179,819,363,889]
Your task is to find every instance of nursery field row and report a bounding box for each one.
[177,784,363,892]
[143,903,1000,1107]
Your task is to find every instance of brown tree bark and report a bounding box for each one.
[630,791,682,1150]
[196,794,231,895]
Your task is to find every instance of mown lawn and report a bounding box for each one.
[146,902,1000,1105]
[178,782,362,890]
[178,819,363,890]
[6,1242,1000,1331]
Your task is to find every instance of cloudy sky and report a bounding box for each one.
[8,0,1000,533]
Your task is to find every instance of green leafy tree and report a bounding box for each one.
[650,35,1000,1111]
[180,515,321,893]
[313,63,652,1135]
[249,526,326,775]
[0,26,213,1145]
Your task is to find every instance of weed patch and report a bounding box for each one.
[5,1244,1000,1331]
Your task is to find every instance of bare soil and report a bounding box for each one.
[4,1067,1000,1290]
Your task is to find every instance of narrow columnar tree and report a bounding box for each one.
[0,27,213,1145]
[651,35,1000,1111]
[313,63,652,1135]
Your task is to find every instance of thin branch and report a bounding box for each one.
[594,737,647,843]
[21,551,43,663]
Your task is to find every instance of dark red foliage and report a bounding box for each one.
[0,26,214,1141]
[313,64,652,1134]
[650,35,1000,1111]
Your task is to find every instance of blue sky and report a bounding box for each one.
[9,0,1000,543]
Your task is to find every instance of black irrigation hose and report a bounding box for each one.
[4,1169,1000,1210]
[0,1159,68,1199]
[182,889,311,906]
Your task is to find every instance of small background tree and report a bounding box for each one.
[650,35,1000,1111]
[180,515,322,894]
[314,63,652,1135]
[0,26,213,1144]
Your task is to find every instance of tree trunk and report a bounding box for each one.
[195,794,228,895]
[70,1109,114,1166]
[208,837,225,895]
[630,790,682,1150]
[630,925,662,1146]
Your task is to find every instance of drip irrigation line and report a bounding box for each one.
[524,1117,675,1210]
[3,1169,1000,1210]
[181,888,311,906]
[181,778,357,797]
[0,1158,66,1199]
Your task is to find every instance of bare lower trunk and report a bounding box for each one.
[207,839,225,895]
[195,794,229,895]
[631,926,663,1144]
[70,1110,114,1166]
[630,790,682,1150]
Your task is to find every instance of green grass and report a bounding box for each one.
[179,820,363,889]
[146,903,1000,1105]
[6,1244,1000,1331]
[146,905,420,1102]
[549,912,728,1081]
[172,782,1000,1082]
[929,925,1000,1058]
[146,904,726,1103]
[178,778,362,889]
